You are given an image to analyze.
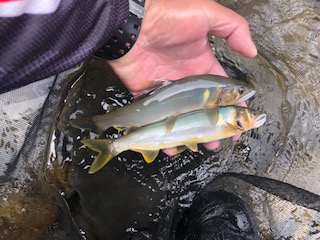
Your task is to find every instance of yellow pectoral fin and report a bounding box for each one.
[185,142,199,152]
[131,149,160,163]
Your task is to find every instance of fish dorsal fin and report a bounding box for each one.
[133,80,172,100]
[113,126,127,132]
[123,127,139,135]
[165,116,177,133]
[185,142,199,152]
[131,149,160,163]
[206,108,219,126]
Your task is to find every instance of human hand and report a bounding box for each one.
[107,0,257,155]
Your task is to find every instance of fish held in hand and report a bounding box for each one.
[82,106,266,174]
[70,75,256,134]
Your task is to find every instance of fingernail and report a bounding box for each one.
[248,40,257,57]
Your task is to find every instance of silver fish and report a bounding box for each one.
[70,74,256,134]
[82,106,266,174]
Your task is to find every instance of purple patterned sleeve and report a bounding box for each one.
[0,0,129,93]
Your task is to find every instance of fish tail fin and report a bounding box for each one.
[69,117,105,134]
[81,139,115,174]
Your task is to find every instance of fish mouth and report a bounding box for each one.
[253,113,267,128]
[238,90,256,102]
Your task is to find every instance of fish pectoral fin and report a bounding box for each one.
[164,116,177,133]
[184,142,199,152]
[204,103,218,110]
[225,122,239,131]
[206,108,219,126]
[204,87,222,109]
[131,149,160,163]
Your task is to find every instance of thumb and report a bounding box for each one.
[206,2,257,57]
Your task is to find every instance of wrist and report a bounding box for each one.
[94,0,145,60]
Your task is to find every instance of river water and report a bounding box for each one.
[0,0,319,239]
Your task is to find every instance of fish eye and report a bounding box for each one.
[238,87,245,95]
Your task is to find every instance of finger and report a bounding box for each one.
[206,2,257,58]
[162,147,181,156]
[203,140,220,150]
[232,134,241,141]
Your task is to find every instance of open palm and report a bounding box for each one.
[108,0,257,154]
